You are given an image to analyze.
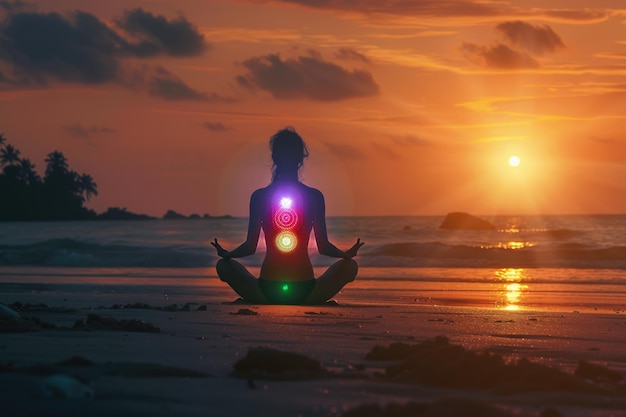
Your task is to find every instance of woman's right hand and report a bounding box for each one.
[211,238,231,259]
[344,238,364,258]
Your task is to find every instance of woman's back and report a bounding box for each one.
[255,181,320,281]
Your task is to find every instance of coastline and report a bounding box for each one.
[1,267,625,416]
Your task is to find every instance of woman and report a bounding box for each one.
[212,127,363,304]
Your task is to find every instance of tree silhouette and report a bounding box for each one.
[78,173,98,201]
[45,150,69,176]
[17,158,40,185]
[0,133,6,147]
[0,136,97,221]
[1,144,21,167]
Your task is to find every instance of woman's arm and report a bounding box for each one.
[212,190,263,259]
[312,189,363,258]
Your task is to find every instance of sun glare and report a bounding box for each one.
[508,155,521,167]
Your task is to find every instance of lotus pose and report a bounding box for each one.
[212,127,363,304]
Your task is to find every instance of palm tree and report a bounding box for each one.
[44,150,69,176]
[78,173,98,201]
[18,158,41,185]
[0,133,6,147]
[0,144,21,167]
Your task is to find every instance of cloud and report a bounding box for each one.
[0,7,218,101]
[204,122,233,132]
[391,134,430,147]
[371,134,429,159]
[322,141,366,159]
[370,141,399,160]
[460,21,564,70]
[461,43,539,69]
[64,124,115,142]
[0,0,28,13]
[276,0,502,17]
[256,1,611,25]
[133,66,234,102]
[116,8,208,57]
[335,48,371,63]
[542,9,608,23]
[236,52,379,101]
[0,11,125,83]
[496,21,565,56]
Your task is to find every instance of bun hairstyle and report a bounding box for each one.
[270,127,309,181]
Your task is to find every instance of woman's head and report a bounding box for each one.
[270,127,309,181]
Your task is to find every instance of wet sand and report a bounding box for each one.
[1,272,626,416]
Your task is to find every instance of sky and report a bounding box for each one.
[1,0,625,217]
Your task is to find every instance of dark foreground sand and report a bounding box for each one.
[1,280,626,417]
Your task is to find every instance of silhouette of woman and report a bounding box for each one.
[212,127,364,304]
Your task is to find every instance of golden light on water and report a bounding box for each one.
[495,268,529,311]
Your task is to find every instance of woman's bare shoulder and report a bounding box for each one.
[299,184,324,205]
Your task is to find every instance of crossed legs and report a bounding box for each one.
[215,258,358,305]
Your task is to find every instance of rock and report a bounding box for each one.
[163,210,187,220]
[97,207,155,220]
[440,212,495,230]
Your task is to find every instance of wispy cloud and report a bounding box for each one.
[64,124,115,139]
[199,27,302,44]
[260,0,613,25]
[204,121,233,132]
[322,141,366,159]
[334,48,371,63]
[461,43,540,69]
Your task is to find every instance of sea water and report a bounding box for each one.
[1,215,625,312]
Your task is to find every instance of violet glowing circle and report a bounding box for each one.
[276,231,297,252]
[274,208,298,229]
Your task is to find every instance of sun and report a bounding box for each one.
[508,155,521,168]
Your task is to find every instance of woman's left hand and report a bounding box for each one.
[345,238,364,258]
[211,238,231,259]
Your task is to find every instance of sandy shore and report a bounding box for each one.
[1,277,626,417]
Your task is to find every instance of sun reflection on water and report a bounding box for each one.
[495,268,529,311]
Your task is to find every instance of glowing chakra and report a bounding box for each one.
[282,284,289,292]
[276,231,297,252]
[274,208,298,229]
[279,197,293,209]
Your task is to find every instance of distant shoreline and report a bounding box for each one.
[0,208,235,222]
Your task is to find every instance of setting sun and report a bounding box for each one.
[508,155,521,168]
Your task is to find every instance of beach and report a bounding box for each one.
[2,265,626,417]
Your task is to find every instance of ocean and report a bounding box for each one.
[1,215,626,312]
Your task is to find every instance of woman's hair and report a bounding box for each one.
[270,127,309,181]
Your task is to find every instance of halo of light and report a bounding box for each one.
[274,208,298,229]
[276,231,297,252]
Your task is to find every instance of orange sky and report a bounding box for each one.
[1,0,625,217]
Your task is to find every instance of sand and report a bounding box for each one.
[1,276,626,417]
